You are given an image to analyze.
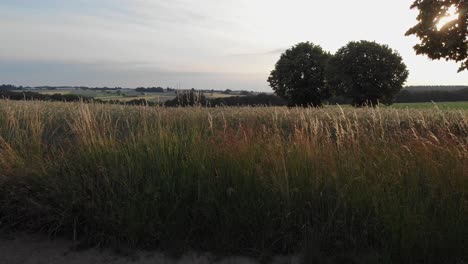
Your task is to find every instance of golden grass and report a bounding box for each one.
[0,100,467,262]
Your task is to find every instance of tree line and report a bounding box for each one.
[396,88,468,103]
[135,87,166,93]
[0,90,93,102]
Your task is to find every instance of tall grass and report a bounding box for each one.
[0,100,467,263]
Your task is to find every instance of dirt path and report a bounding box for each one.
[0,233,299,264]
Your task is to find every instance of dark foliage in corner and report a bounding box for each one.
[406,0,467,72]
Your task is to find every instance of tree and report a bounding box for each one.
[406,0,467,72]
[327,41,409,106]
[164,89,207,107]
[267,42,331,107]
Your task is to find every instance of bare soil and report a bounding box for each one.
[0,233,299,264]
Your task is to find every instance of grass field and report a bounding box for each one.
[0,100,467,263]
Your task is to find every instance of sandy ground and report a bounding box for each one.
[0,233,300,264]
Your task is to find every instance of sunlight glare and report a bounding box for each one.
[437,6,458,30]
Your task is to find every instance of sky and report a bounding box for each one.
[0,0,467,91]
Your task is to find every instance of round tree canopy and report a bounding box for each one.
[268,42,331,107]
[327,41,409,106]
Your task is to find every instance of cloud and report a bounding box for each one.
[229,48,287,57]
[0,0,253,64]
[0,59,269,91]
[265,48,287,54]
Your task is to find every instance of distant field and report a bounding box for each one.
[16,89,468,110]
[324,102,468,110]
[26,89,240,102]
[391,101,468,109]
[30,89,177,102]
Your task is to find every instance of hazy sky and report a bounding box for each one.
[1,0,467,91]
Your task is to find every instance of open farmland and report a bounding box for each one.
[391,101,468,110]
[32,89,178,102]
[27,89,243,103]
[0,100,467,263]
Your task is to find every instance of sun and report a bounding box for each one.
[436,6,458,30]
